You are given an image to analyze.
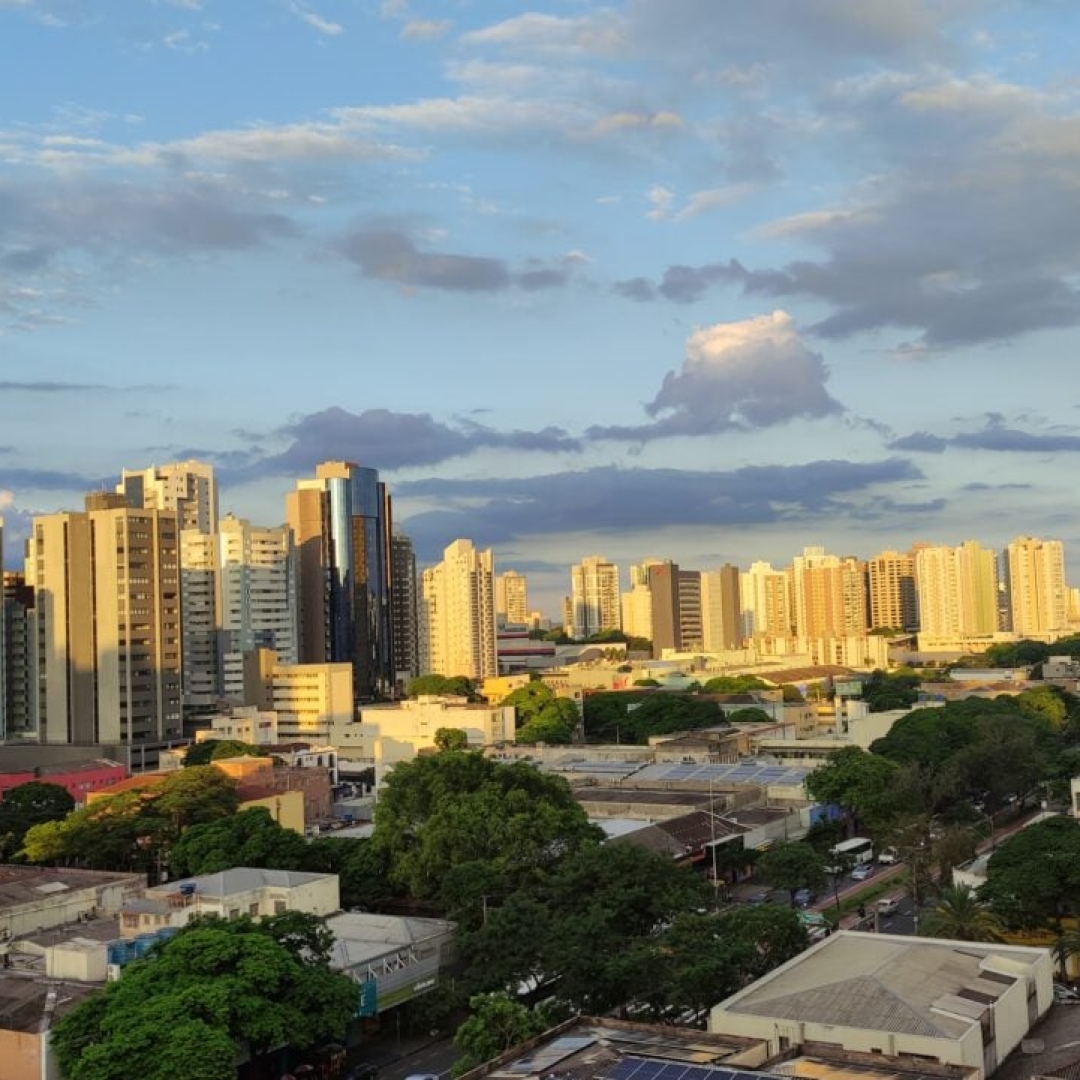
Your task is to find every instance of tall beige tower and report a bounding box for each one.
[569,556,621,640]
[1005,536,1068,637]
[495,570,529,627]
[701,564,742,651]
[27,494,182,745]
[915,541,998,638]
[218,516,299,702]
[790,546,867,639]
[118,459,218,534]
[740,561,793,639]
[419,539,496,680]
[867,550,918,632]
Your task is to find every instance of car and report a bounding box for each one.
[876,896,901,915]
[794,888,816,907]
[745,888,773,906]
[851,864,875,881]
[877,847,899,865]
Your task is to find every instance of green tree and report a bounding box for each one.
[21,768,239,876]
[50,913,356,1080]
[452,992,561,1076]
[408,674,479,699]
[701,675,770,693]
[982,816,1080,929]
[805,746,901,831]
[169,807,312,878]
[501,682,579,744]
[922,884,1003,942]
[724,707,774,723]
[372,752,601,905]
[183,740,268,766]
[434,727,469,752]
[0,780,75,859]
[583,691,725,744]
[757,842,827,906]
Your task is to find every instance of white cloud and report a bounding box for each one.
[287,2,343,37]
[401,19,450,42]
[645,185,674,220]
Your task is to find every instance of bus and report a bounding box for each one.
[827,837,874,873]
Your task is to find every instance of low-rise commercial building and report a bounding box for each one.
[709,931,1053,1079]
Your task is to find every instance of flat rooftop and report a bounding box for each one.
[716,932,1048,1041]
[0,865,143,909]
[0,974,98,1033]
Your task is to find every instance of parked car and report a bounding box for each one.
[794,887,816,907]
[745,888,773,906]
[876,896,901,915]
[851,864,875,881]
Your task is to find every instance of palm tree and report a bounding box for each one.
[1054,926,1080,982]
[921,884,1004,942]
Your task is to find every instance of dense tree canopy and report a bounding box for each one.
[371,751,602,907]
[461,842,710,1013]
[21,767,239,876]
[859,669,921,713]
[583,691,726,744]
[757,841,827,906]
[0,781,74,859]
[982,816,1080,929]
[169,807,311,878]
[50,912,356,1080]
[501,681,579,744]
[434,727,469,752]
[183,740,268,766]
[407,674,479,700]
[805,746,901,830]
[701,676,770,693]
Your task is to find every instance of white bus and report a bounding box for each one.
[827,837,874,873]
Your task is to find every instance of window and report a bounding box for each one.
[274,900,287,915]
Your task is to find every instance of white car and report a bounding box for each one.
[877,847,899,865]
[877,896,901,915]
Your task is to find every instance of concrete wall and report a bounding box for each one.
[0,1028,42,1080]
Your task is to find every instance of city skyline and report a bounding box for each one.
[4,3,1080,612]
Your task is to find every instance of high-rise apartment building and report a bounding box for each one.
[646,560,681,656]
[1004,536,1068,637]
[867,550,919,632]
[179,530,219,707]
[217,516,298,703]
[390,533,420,690]
[2,569,35,738]
[27,494,182,745]
[620,560,662,644]
[790,546,867,639]
[569,556,621,640]
[700,564,742,651]
[418,539,496,680]
[286,461,393,700]
[677,570,703,651]
[118,459,219,534]
[740,561,793,639]
[495,570,529,628]
[915,540,999,638]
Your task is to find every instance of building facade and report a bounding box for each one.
[418,539,496,680]
[27,495,182,745]
[569,556,621,640]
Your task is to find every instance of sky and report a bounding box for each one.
[3,0,1080,617]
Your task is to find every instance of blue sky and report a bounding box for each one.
[3,0,1080,615]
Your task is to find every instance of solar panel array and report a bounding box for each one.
[630,761,810,787]
[604,1055,773,1080]
[554,760,644,777]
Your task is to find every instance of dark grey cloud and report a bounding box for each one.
[614,277,655,301]
[889,417,1080,455]
[0,468,104,491]
[589,310,842,442]
[340,228,573,294]
[609,70,1080,349]
[0,381,109,392]
[887,431,948,453]
[226,406,582,480]
[398,457,923,560]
